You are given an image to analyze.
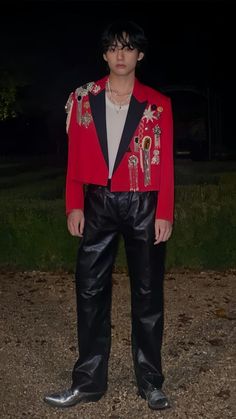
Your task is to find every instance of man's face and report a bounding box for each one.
[103,35,144,76]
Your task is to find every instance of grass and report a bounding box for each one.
[0,156,236,271]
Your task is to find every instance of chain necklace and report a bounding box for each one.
[106,78,132,113]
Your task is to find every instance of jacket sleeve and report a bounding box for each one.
[65,92,84,215]
[155,97,174,223]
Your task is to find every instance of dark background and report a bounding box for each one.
[0,0,235,159]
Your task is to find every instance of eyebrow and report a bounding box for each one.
[108,42,134,49]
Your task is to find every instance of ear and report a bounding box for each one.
[137,52,144,62]
[103,53,108,62]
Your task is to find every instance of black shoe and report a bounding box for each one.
[139,387,171,410]
[43,388,105,408]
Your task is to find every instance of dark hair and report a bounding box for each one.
[101,20,148,54]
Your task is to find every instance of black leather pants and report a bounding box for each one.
[72,185,166,393]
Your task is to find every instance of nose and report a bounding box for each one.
[116,48,124,59]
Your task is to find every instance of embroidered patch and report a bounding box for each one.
[81,111,92,128]
[157,106,163,119]
[142,105,158,123]
[75,82,99,126]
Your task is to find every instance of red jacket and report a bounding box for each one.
[66,76,174,222]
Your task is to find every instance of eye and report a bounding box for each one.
[124,46,134,51]
[108,45,116,52]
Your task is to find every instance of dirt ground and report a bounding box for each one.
[0,268,235,419]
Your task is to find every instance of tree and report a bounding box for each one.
[0,69,27,121]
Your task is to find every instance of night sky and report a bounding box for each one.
[0,0,235,154]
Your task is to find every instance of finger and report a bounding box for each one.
[74,223,81,237]
[154,229,164,245]
[79,217,85,236]
[162,227,173,242]
[166,226,173,240]
[154,237,163,245]
[68,219,79,237]
[154,226,160,244]
[67,219,73,235]
[162,229,170,242]
[166,229,172,241]
[157,224,171,243]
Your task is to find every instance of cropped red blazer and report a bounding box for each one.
[65,76,174,222]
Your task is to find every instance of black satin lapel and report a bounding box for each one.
[113,96,147,174]
[89,90,109,167]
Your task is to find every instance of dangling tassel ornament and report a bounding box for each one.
[128,155,139,191]
[142,136,152,186]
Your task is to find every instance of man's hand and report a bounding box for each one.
[154,219,173,245]
[67,209,85,237]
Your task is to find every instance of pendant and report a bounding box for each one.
[151,149,160,165]
[134,136,139,152]
[77,95,82,125]
[128,155,139,191]
[142,136,152,186]
[153,125,161,147]
[65,93,73,133]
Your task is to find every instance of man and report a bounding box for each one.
[44,20,174,411]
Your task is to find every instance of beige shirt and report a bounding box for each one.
[106,95,129,178]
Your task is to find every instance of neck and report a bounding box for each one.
[107,74,135,96]
[106,76,132,110]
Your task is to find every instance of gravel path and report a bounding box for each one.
[0,269,235,418]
